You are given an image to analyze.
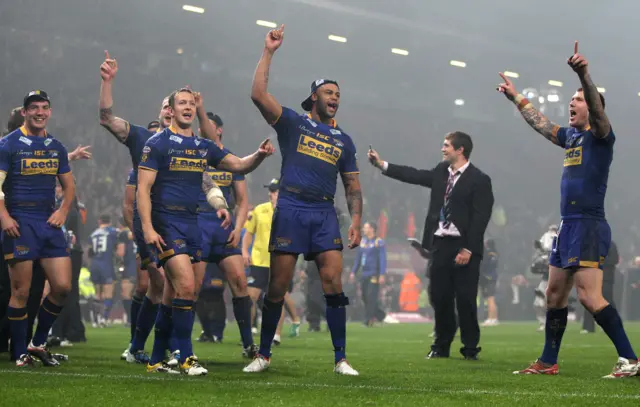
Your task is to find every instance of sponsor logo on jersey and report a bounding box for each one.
[44,139,52,146]
[208,171,233,187]
[16,245,29,256]
[199,149,208,158]
[20,158,59,175]
[564,146,582,167]
[275,237,291,248]
[173,239,186,249]
[298,125,317,136]
[329,129,341,136]
[297,135,342,165]
[169,157,206,172]
[169,135,183,144]
[19,136,32,146]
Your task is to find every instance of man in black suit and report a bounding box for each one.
[368,131,494,360]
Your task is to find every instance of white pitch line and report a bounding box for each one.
[0,370,639,400]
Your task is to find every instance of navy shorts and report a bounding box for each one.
[133,211,153,270]
[201,262,226,292]
[248,265,269,291]
[90,265,115,285]
[269,207,343,260]
[149,214,201,268]
[479,276,496,297]
[2,216,69,261]
[199,213,241,264]
[549,219,611,270]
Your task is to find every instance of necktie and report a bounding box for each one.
[441,171,460,229]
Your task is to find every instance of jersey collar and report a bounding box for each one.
[169,124,195,136]
[306,113,337,128]
[19,125,47,137]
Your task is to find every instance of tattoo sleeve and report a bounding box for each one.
[519,105,561,145]
[99,107,130,143]
[579,73,611,138]
[341,173,363,220]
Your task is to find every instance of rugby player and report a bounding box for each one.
[1,90,76,367]
[499,41,639,378]
[88,214,118,326]
[244,25,362,375]
[194,112,258,357]
[116,216,137,328]
[137,88,274,375]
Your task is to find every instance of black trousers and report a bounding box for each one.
[361,278,386,323]
[428,237,480,356]
[196,289,225,337]
[582,273,615,332]
[52,250,85,342]
[305,276,324,329]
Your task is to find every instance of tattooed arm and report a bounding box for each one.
[578,73,610,139]
[497,72,562,146]
[99,52,130,143]
[251,25,284,125]
[341,172,363,248]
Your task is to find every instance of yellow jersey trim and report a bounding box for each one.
[138,166,157,173]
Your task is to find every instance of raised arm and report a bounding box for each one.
[568,41,610,138]
[497,73,562,146]
[194,92,220,143]
[99,51,130,143]
[216,139,275,174]
[368,147,434,187]
[251,25,284,125]
[341,173,363,249]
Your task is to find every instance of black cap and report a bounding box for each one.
[23,90,51,109]
[206,112,223,127]
[264,178,280,192]
[147,120,161,130]
[301,79,339,112]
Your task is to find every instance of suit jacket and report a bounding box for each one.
[385,161,494,257]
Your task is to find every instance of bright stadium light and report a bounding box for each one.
[182,5,205,13]
[391,48,409,56]
[503,71,519,78]
[450,60,466,68]
[597,87,606,93]
[328,35,347,43]
[538,96,545,104]
[548,80,563,87]
[547,94,559,103]
[454,99,465,106]
[256,20,277,28]
[176,48,184,55]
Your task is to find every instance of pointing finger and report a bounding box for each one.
[498,72,509,83]
[279,24,285,34]
[105,50,110,60]
[574,40,578,55]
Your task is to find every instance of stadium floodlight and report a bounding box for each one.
[547,94,559,103]
[176,48,184,55]
[328,35,347,43]
[597,87,606,93]
[391,48,409,56]
[256,20,277,28]
[454,99,465,106]
[548,80,563,87]
[538,96,545,104]
[182,5,205,13]
[503,71,519,78]
[450,60,466,68]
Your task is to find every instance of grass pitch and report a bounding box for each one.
[1,321,640,406]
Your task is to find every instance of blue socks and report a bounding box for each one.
[172,299,194,364]
[130,296,159,353]
[33,297,63,347]
[594,304,637,360]
[233,296,253,348]
[8,307,28,360]
[540,307,568,365]
[258,299,284,358]
[325,293,348,364]
[103,298,113,321]
[129,296,143,342]
[150,305,173,365]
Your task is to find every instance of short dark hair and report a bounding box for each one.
[168,88,194,108]
[365,221,377,233]
[206,112,223,128]
[577,88,605,109]
[147,120,160,130]
[445,131,473,159]
[99,214,111,224]
[7,107,24,133]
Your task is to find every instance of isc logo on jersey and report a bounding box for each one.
[297,135,342,165]
[169,157,206,172]
[208,171,233,187]
[564,146,582,167]
[21,158,59,175]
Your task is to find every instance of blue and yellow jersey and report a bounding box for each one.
[351,237,387,278]
[197,163,244,213]
[123,124,156,186]
[118,227,137,265]
[556,126,614,219]
[0,126,70,218]
[272,107,359,209]
[89,226,118,270]
[138,126,229,216]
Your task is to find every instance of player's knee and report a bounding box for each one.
[11,287,30,306]
[50,282,71,304]
[325,292,349,308]
[577,290,603,314]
